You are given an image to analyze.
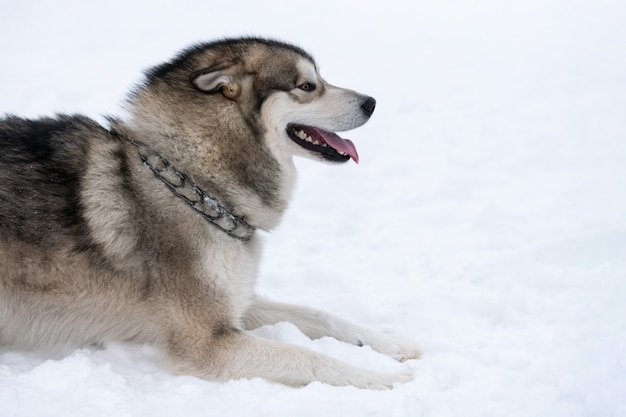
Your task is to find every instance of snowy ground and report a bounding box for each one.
[1,1,625,416]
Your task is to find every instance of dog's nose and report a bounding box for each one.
[361,96,376,117]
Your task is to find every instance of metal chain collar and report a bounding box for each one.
[125,139,256,242]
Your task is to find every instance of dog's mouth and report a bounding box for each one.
[287,124,359,163]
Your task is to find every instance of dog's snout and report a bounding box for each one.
[361,96,376,117]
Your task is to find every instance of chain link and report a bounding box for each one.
[127,140,255,242]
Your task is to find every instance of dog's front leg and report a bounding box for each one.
[242,296,421,362]
[165,325,412,389]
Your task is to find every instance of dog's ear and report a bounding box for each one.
[190,67,241,99]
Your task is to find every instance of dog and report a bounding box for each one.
[0,37,420,389]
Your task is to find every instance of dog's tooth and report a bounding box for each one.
[321,143,328,147]
[313,140,320,145]
[293,128,316,144]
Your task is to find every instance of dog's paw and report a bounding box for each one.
[359,332,422,362]
[389,337,422,362]
[355,369,415,390]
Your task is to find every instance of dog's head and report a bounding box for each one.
[134,38,374,166]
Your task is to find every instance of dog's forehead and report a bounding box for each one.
[296,58,318,80]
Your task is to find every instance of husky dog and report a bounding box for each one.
[0,38,420,389]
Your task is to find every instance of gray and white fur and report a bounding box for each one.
[0,38,420,389]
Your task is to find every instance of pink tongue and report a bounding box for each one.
[312,128,359,163]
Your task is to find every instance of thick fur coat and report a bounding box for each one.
[0,38,420,389]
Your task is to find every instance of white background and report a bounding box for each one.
[1,1,625,416]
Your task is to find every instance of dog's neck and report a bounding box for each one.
[109,119,294,237]
[126,138,256,241]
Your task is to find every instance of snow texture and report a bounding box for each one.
[1,0,625,416]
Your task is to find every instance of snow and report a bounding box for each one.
[1,0,625,416]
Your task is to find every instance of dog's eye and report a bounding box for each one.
[297,82,316,92]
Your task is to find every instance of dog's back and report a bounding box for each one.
[0,115,93,247]
[0,115,154,352]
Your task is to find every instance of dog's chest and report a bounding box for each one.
[199,236,263,322]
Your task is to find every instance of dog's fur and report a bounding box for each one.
[0,38,420,389]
